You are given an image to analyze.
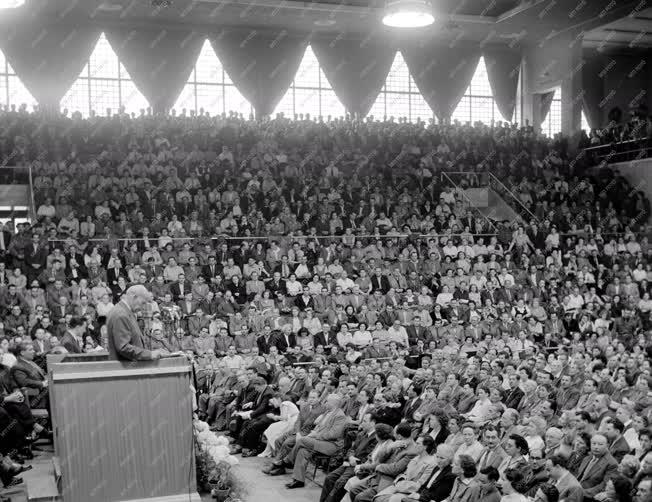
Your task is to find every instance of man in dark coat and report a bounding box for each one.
[232,377,276,456]
[411,443,456,502]
[106,285,164,361]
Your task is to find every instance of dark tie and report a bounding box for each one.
[423,466,441,489]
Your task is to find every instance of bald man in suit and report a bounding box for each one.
[106,285,164,361]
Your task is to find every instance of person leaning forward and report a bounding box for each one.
[268,393,350,489]
[106,285,166,361]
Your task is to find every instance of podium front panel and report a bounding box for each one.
[49,358,200,502]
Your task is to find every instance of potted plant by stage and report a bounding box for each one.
[193,418,245,501]
[208,461,231,501]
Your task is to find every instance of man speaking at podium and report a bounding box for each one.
[107,285,171,361]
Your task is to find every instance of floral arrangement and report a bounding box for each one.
[193,419,245,500]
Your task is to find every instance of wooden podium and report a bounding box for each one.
[48,356,201,502]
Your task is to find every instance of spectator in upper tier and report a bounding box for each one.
[0,107,651,495]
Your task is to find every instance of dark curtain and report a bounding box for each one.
[581,57,605,129]
[540,91,555,122]
[403,44,481,121]
[211,31,307,118]
[483,48,522,122]
[312,40,394,117]
[0,25,100,108]
[106,28,204,114]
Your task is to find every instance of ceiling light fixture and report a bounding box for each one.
[314,19,336,27]
[0,0,25,9]
[97,2,124,12]
[382,0,434,28]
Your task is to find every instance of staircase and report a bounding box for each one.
[442,174,524,228]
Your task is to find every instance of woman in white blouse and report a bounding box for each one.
[306,275,323,295]
[462,387,494,424]
[79,215,96,238]
[284,274,302,297]
[84,245,103,268]
[436,285,453,306]
[352,322,372,349]
[95,294,115,317]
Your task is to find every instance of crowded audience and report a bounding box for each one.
[0,106,650,502]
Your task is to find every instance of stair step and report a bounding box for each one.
[24,452,60,502]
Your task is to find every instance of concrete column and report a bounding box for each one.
[560,39,583,138]
[522,31,584,139]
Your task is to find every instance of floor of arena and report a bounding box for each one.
[1,447,323,502]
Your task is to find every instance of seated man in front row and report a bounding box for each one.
[267,393,349,489]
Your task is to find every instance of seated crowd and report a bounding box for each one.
[0,108,650,502]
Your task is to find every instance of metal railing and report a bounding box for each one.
[441,171,497,232]
[45,232,502,246]
[584,136,652,165]
[27,163,36,221]
[487,173,538,223]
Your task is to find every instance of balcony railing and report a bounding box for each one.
[583,136,652,165]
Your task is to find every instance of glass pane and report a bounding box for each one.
[293,87,321,118]
[385,52,410,93]
[61,79,90,117]
[541,88,562,137]
[120,80,150,116]
[320,89,346,120]
[471,96,494,125]
[469,57,491,96]
[452,96,471,124]
[224,84,252,117]
[293,46,320,89]
[173,83,196,113]
[0,75,6,108]
[195,83,224,115]
[89,79,121,116]
[194,40,223,84]
[385,92,410,121]
[274,87,294,118]
[409,92,432,123]
[7,75,37,110]
[89,34,119,79]
[0,50,7,73]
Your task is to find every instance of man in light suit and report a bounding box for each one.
[275,393,350,489]
[106,285,164,361]
[60,316,86,354]
[546,454,584,502]
[576,434,618,499]
[265,390,325,471]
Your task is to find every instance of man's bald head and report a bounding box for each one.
[124,285,151,311]
[325,393,343,410]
